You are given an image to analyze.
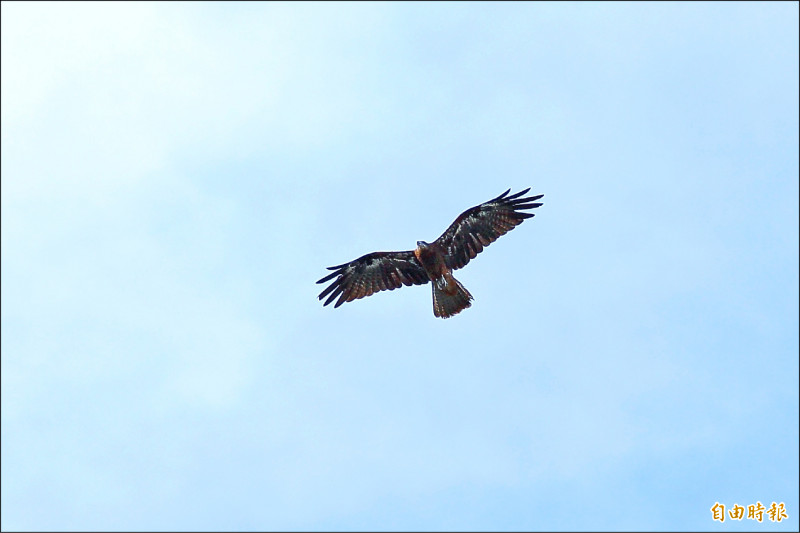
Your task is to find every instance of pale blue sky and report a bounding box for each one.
[1,2,798,531]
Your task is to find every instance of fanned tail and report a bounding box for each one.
[432,274,473,319]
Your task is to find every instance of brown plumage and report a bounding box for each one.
[317,188,544,318]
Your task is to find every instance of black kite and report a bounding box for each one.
[317,188,544,318]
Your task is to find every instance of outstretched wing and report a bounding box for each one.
[435,188,544,270]
[317,251,429,308]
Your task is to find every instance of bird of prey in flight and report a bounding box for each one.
[317,188,544,318]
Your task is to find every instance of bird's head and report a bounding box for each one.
[416,240,429,249]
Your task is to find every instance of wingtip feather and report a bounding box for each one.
[317,270,340,284]
[492,188,512,202]
[505,187,531,200]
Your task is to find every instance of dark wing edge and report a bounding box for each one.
[435,188,544,270]
[316,251,429,308]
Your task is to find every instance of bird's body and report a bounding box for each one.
[413,240,474,318]
[317,188,543,318]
